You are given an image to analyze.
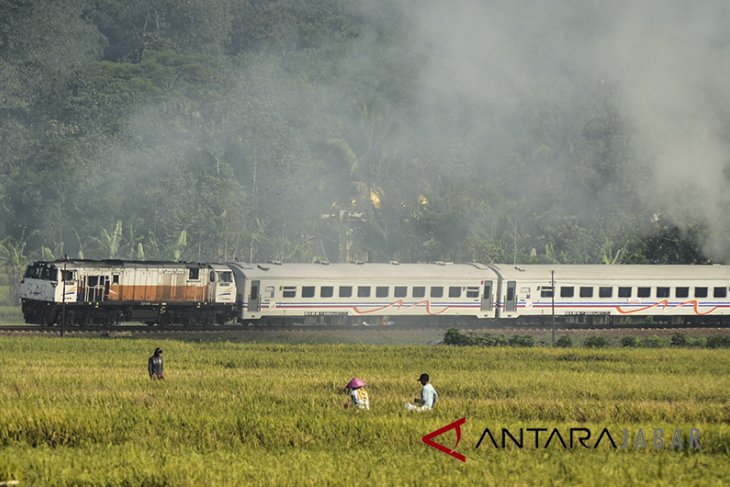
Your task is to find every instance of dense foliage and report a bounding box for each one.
[1,0,724,302]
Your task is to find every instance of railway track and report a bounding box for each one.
[1,323,728,335]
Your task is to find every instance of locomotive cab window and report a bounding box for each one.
[599,287,612,298]
[560,287,574,298]
[618,287,631,298]
[209,271,216,282]
[413,286,425,298]
[713,287,727,298]
[694,287,708,298]
[656,287,670,298]
[376,286,389,298]
[357,286,371,298]
[220,272,233,283]
[579,287,593,298]
[320,286,334,298]
[637,287,651,298]
[302,286,315,298]
[188,268,200,280]
[675,287,689,298]
[339,286,352,298]
[394,286,407,298]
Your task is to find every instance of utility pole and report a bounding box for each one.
[61,255,67,337]
[550,269,555,347]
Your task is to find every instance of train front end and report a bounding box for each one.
[20,261,78,325]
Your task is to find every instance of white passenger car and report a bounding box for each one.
[229,261,499,324]
[492,264,730,322]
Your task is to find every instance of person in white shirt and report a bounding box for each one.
[405,373,438,411]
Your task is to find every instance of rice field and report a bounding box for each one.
[0,336,728,486]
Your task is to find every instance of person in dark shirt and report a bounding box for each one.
[148,347,164,380]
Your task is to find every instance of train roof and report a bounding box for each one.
[229,262,497,280]
[29,259,221,269]
[491,264,730,281]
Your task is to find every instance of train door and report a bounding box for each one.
[505,280,517,312]
[481,280,493,313]
[162,272,178,301]
[248,280,260,312]
[207,270,217,303]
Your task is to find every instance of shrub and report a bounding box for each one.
[584,336,609,348]
[444,328,474,346]
[670,333,688,347]
[706,335,730,348]
[508,335,535,347]
[555,336,572,348]
[620,336,639,348]
[641,335,663,348]
[687,337,706,348]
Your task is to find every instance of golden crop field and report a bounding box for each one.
[0,336,728,486]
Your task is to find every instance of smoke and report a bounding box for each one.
[600,1,730,259]
[83,0,730,263]
[385,0,730,261]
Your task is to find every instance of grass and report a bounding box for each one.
[0,338,728,485]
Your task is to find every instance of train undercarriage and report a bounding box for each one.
[21,300,238,327]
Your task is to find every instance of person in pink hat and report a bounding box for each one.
[344,377,370,410]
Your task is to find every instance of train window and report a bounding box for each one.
[449,286,461,298]
[675,287,689,298]
[188,268,200,280]
[320,286,334,298]
[506,286,515,301]
[637,287,651,298]
[302,286,315,298]
[210,271,216,282]
[713,287,727,298]
[431,287,443,298]
[413,286,426,298]
[560,287,574,298]
[264,286,275,298]
[283,286,296,298]
[467,286,480,298]
[42,267,58,280]
[618,287,631,298]
[541,287,553,298]
[599,287,612,298]
[376,286,389,298]
[579,287,593,298]
[394,286,407,298]
[656,287,670,298]
[357,286,371,298]
[694,287,708,298]
[339,286,352,298]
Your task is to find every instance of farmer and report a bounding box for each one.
[148,347,164,380]
[344,377,370,410]
[405,373,438,411]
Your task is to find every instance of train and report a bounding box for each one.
[18,258,730,327]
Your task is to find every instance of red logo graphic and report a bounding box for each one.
[422,417,467,462]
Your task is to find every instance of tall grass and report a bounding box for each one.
[0,337,727,486]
